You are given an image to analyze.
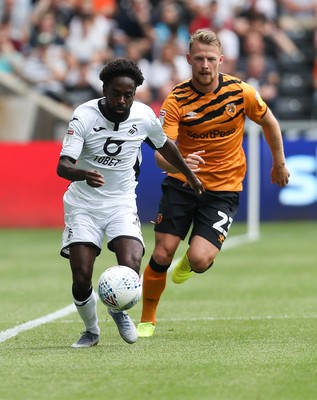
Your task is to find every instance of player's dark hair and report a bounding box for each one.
[99,59,144,87]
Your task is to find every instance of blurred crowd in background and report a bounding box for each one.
[0,0,316,119]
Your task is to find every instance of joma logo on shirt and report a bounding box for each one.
[93,126,107,132]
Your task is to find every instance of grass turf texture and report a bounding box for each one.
[0,222,316,400]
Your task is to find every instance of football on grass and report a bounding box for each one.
[98,265,142,311]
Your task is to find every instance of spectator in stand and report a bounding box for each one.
[125,39,153,104]
[0,0,32,51]
[65,0,115,64]
[0,18,24,75]
[21,32,67,101]
[148,40,191,103]
[29,0,78,47]
[110,0,155,59]
[188,0,240,75]
[63,53,101,108]
[187,0,244,29]
[28,10,65,48]
[235,0,277,20]
[151,1,189,59]
[92,0,116,18]
[243,53,279,112]
[278,0,317,32]
[233,0,301,57]
[237,29,278,73]
[188,0,218,33]
[235,27,279,112]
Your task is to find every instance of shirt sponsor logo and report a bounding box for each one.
[187,128,236,139]
[66,129,74,135]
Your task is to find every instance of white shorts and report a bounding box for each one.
[60,199,144,258]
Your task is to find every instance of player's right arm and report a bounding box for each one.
[57,156,105,188]
[57,108,105,188]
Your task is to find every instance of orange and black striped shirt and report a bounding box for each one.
[159,73,267,191]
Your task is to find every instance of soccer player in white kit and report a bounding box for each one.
[57,59,204,348]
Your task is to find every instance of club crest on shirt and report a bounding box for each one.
[127,124,138,136]
[225,103,237,117]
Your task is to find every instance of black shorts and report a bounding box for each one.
[154,177,240,249]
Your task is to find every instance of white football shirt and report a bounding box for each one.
[60,98,167,208]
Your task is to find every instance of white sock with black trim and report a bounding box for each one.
[74,290,100,335]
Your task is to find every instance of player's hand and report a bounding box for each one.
[271,164,290,187]
[86,170,105,187]
[185,150,205,172]
[184,174,205,195]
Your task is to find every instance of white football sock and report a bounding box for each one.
[74,290,100,335]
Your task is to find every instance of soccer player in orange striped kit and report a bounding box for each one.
[137,29,290,337]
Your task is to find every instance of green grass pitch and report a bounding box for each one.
[0,222,316,400]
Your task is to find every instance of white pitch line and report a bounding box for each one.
[56,314,317,324]
[160,315,317,321]
[0,303,76,344]
[0,233,255,344]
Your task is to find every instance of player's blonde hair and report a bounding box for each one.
[189,29,222,52]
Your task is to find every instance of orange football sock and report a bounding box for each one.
[140,264,167,324]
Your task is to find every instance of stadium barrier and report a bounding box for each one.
[0,136,316,228]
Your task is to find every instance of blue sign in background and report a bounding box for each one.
[261,138,317,220]
[136,138,317,223]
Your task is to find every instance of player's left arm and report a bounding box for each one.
[155,149,205,173]
[258,108,290,187]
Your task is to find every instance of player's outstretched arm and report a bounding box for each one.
[156,138,204,194]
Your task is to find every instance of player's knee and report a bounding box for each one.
[72,274,92,293]
[152,247,175,266]
[192,261,214,274]
[189,255,215,273]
